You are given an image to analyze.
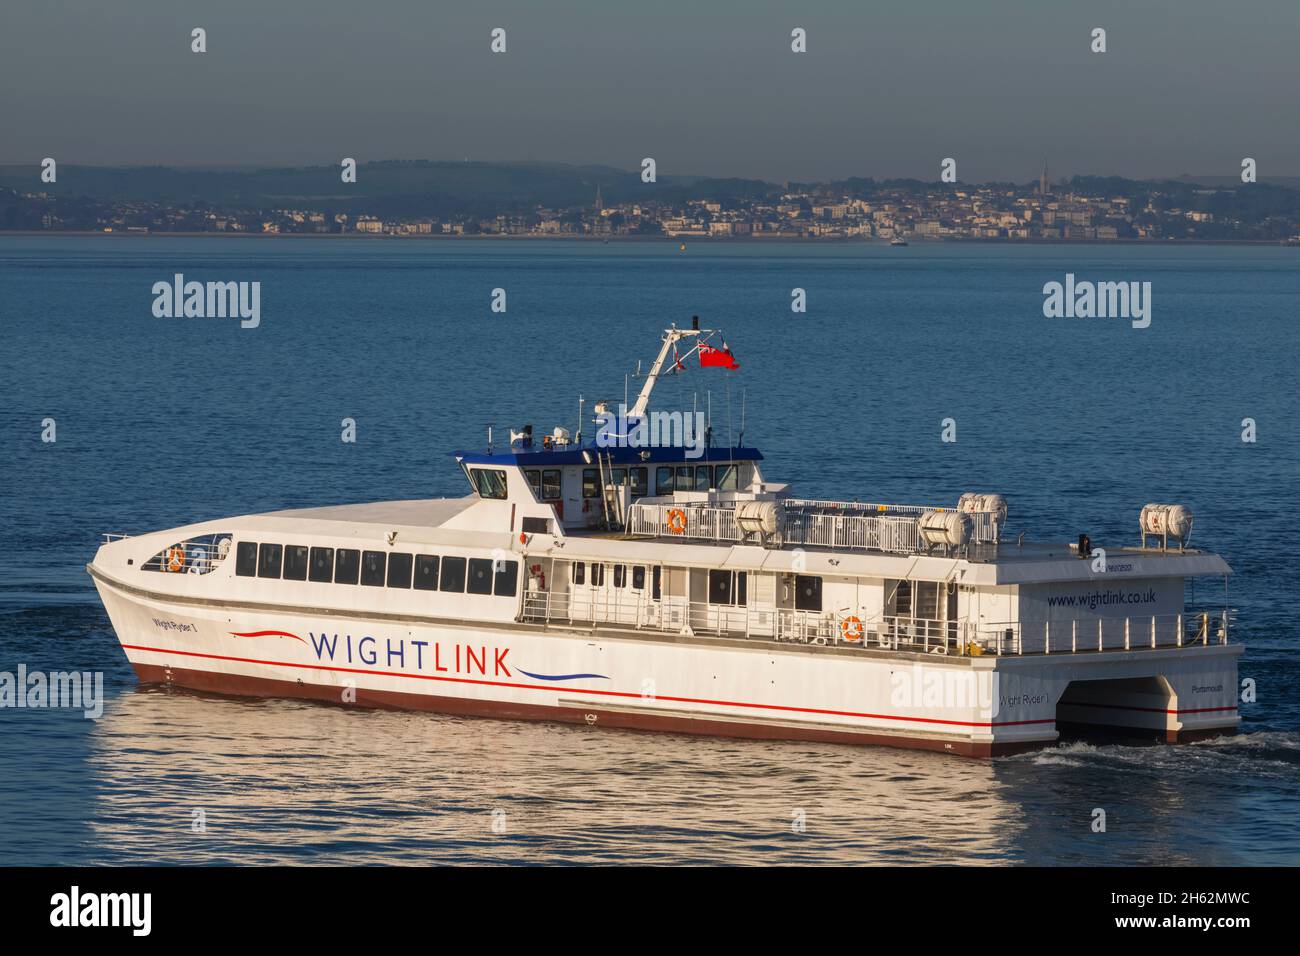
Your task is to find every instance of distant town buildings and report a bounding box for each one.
[4,176,1298,243]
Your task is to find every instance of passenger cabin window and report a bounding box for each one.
[360,550,386,586]
[467,558,494,595]
[632,566,646,590]
[572,562,585,585]
[794,574,822,611]
[521,516,550,535]
[387,552,413,588]
[235,541,258,577]
[335,548,361,585]
[494,560,519,597]
[283,545,309,581]
[309,547,334,582]
[709,569,747,606]
[591,563,605,586]
[440,556,467,592]
[413,555,439,590]
[471,468,509,500]
[257,543,283,578]
[652,566,661,600]
[613,564,626,588]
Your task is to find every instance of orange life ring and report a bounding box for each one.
[166,546,186,572]
[841,616,864,643]
[666,508,687,534]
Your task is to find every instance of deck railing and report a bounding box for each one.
[520,588,1232,657]
[626,498,1001,555]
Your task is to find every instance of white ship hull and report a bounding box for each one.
[92,567,1241,757]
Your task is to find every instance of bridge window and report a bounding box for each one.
[541,470,562,499]
[257,543,283,579]
[631,467,648,499]
[471,468,509,500]
[413,555,439,591]
[467,558,494,595]
[794,574,822,611]
[524,469,542,498]
[387,552,413,588]
[495,560,519,597]
[335,549,360,585]
[309,547,334,583]
[655,466,674,495]
[582,468,600,499]
[360,550,386,587]
[715,464,738,490]
[283,545,309,581]
[235,542,258,576]
[695,465,713,491]
[440,556,467,592]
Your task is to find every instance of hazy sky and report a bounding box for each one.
[3,0,1297,182]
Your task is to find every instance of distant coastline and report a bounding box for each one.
[2,230,1291,247]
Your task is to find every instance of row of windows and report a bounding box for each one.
[234,542,518,597]
[564,564,821,612]
[571,561,659,597]
[656,464,738,495]
[527,463,742,503]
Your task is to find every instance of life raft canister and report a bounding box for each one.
[667,508,687,534]
[841,616,864,642]
[165,546,186,572]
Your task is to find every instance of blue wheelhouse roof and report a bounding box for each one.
[453,444,764,467]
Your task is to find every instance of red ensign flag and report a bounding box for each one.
[699,342,740,370]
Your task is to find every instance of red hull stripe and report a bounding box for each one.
[229,630,308,645]
[121,643,1053,728]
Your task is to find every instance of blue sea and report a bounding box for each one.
[1,236,1297,865]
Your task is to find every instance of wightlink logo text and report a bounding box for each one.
[595,404,706,459]
[1042,273,1151,328]
[0,664,103,719]
[152,273,260,328]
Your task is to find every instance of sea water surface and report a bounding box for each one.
[0,236,1297,865]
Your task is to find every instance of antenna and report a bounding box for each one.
[487,425,493,454]
[739,388,746,447]
[576,394,584,445]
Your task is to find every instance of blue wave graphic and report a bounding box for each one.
[517,669,610,682]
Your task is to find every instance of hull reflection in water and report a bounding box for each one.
[77,683,1291,865]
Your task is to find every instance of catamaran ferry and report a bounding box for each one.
[89,322,1240,756]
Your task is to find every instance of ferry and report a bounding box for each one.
[88,321,1241,757]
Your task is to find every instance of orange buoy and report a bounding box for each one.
[166,546,186,572]
[666,508,687,534]
[841,616,864,642]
